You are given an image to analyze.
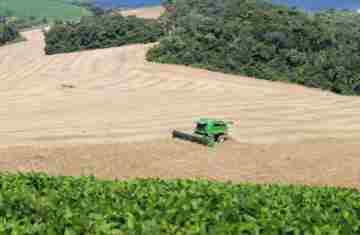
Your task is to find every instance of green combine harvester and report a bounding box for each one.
[172,118,234,147]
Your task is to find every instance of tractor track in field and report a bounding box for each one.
[1,139,360,188]
[0,8,360,187]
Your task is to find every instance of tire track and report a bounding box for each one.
[0,29,359,146]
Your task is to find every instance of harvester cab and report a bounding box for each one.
[172,118,233,147]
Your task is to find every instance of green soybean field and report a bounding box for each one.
[0,0,91,21]
[1,173,359,234]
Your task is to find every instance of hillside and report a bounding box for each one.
[0,0,91,21]
[1,27,360,186]
[121,6,164,19]
[0,9,360,234]
[148,0,360,95]
[1,5,360,233]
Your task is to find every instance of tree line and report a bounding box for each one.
[0,18,20,46]
[44,13,164,55]
[147,0,360,95]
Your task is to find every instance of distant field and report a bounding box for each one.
[0,0,91,20]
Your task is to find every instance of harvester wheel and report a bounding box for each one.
[217,135,226,143]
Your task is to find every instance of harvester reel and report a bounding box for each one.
[172,130,215,147]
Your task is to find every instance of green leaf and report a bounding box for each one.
[64,228,77,235]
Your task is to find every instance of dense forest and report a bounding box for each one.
[44,14,163,55]
[0,20,20,46]
[147,0,360,95]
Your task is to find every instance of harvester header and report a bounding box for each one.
[172,118,233,147]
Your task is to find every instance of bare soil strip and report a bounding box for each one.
[121,6,164,19]
[1,138,359,188]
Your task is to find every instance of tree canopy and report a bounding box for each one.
[0,20,19,46]
[44,14,164,55]
[147,0,360,95]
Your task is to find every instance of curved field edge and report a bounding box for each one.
[147,0,360,96]
[2,29,360,146]
[1,173,360,234]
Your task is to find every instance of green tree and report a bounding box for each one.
[0,21,19,45]
[44,14,164,55]
[147,0,360,95]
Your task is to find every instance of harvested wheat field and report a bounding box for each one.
[121,6,164,19]
[0,8,360,187]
